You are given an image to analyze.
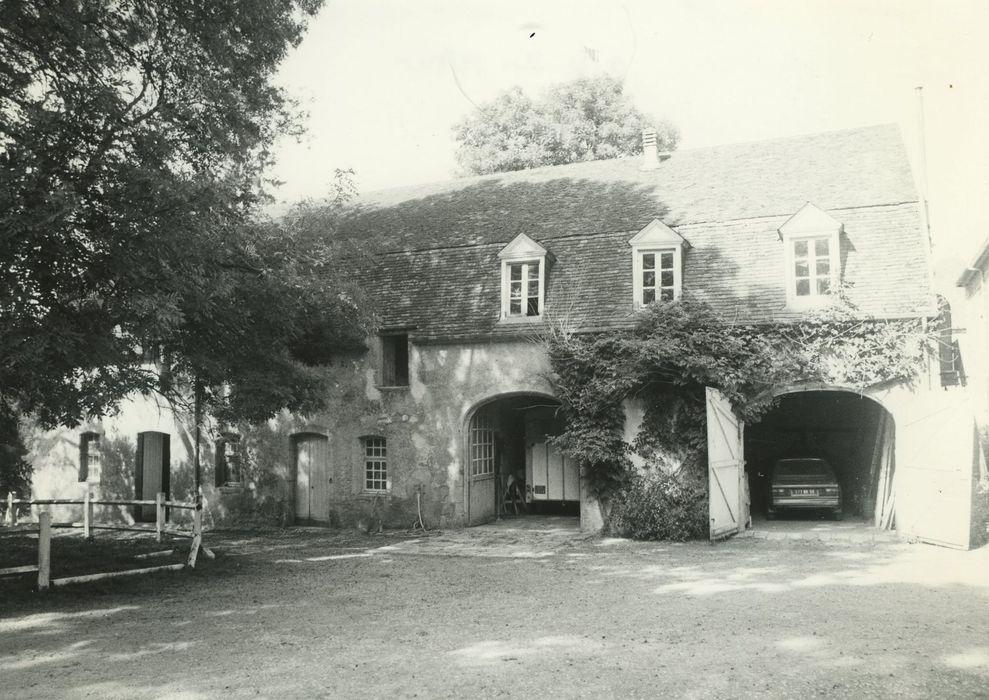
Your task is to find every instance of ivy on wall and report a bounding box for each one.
[545,294,937,504]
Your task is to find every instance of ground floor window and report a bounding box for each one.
[363,436,387,492]
[79,432,101,483]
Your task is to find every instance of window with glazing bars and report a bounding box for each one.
[641,251,676,303]
[79,432,101,483]
[507,261,541,316]
[793,237,832,297]
[470,414,495,477]
[363,437,387,491]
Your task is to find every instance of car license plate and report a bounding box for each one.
[796,489,818,495]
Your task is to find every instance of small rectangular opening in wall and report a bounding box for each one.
[381,334,409,387]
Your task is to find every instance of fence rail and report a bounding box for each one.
[2,491,210,590]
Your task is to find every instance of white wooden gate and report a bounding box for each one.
[295,434,330,522]
[895,396,975,549]
[706,388,745,540]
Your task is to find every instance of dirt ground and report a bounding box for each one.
[2,522,988,699]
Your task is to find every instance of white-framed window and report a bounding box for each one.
[498,233,548,320]
[634,247,681,305]
[629,219,689,308]
[779,203,842,309]
[362,436,387,492]
[79,432,101,483]
[505,260,543,317]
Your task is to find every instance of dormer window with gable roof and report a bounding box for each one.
[499,233,548,320]
[779,203,842,309]
[629,219,690,307]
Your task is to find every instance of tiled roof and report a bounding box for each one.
[343,124,934,341]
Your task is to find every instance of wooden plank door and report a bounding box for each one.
[468,412,497,525]
[707,388,744,540]
[295,434,330,523]
[135,431,170,522]
[895,396,974,549]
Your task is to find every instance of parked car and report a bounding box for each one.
[767,458,843,520]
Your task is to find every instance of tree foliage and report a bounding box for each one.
[453,75,679,176]
[546,295,936,514]
[1,0,369,428]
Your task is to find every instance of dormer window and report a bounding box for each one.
[498,234,548,320]
[779,203,842,309]
[629,219,690,308]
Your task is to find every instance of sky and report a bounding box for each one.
[270,0,989,271]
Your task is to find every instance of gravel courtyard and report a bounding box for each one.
[2,525,988,699]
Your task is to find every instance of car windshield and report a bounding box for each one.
[774,460,832,478]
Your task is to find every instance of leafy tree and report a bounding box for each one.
[1,1,369,433]
[453,75,679,176]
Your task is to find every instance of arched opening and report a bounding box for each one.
[464,393,578,526]
[745,390,896,529]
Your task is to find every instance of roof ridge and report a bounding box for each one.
[357,123,902,201]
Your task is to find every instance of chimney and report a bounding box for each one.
[641,127,659,170]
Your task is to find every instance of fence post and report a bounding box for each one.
[37,511,51,591]
[83,491,91,539]
[155,492,165,543]
[187,506,202,568]
[7,492,14,527]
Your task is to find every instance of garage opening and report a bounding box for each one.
[466,394,578,526]
[744,391,895,529]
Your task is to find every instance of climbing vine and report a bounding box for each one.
[544,294,938,531]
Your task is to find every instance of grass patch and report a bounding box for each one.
[0,530,192,596]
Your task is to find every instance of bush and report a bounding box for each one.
[608,468,708,541]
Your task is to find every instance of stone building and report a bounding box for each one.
[21,124,988,547]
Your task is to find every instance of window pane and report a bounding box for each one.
[510,264,522,281]
[814,239,830,256]
[660,252,674,269]
[796,279,810,296]
[527,280,539,298]
[527,263,539,281]
[816,260,830,276]
[794,260,809,277]
[510,298,521,315]
[643,270,655,288]
[817,278,831,294]
[526,297,539,316]
[641,253,655,270]
[660,271,674,287]
[660,288,674,301]
[643,288,656,304]
[794,240,808,257]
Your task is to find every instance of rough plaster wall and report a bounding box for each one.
[226,339,556,529]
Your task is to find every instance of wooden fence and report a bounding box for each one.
[1,492,210,590]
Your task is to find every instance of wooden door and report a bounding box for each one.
[528,440,578,501]
[895,396,974,549]
[295,434,330,523]
[135,431,170,522]
[468,412,497,525]
[707,388,744,540]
